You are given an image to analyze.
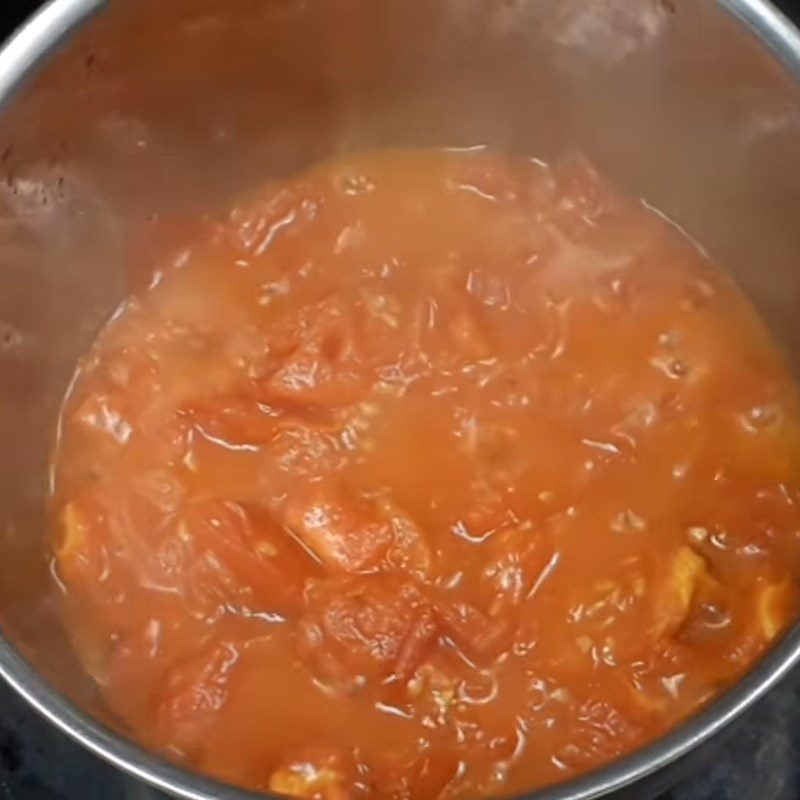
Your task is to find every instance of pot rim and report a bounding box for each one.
[1,1,800,798]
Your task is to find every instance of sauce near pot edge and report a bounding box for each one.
[50,149,800,799]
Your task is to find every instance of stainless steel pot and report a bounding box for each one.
[1,1,800,798]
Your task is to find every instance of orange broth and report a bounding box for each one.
[50,149,800,799]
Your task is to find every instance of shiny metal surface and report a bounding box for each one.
[0,0,104,106]
[722,0,800,75]
[0,1,799,799]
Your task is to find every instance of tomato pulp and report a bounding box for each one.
[51,149,800,799]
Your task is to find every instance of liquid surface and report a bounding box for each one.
[51,149,800,799]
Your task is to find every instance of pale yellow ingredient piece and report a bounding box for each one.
[652,546,708,638]
[58,502,86,561]
[269,764,349,800]
[757,583,791,641]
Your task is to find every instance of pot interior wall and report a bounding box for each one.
[0,0,799,760]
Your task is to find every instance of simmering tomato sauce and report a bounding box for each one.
[51,149,800,798]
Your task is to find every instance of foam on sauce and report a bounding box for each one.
[51,149,800,798]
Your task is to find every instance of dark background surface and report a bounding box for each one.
[3,0,800,799]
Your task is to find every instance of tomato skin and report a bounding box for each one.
[279,485,432,580]
[259,297,370,407]
[183,394,281,447]
[271,422,344,472]
[553,696,647,775]
[178,499,315,617]
[298,576,431,690]
[156,641,240,754]
[431,599,512,664]
[393,608,438,683]
[282,486,393,575]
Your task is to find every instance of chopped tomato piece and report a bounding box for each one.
[281,486,393,574]
[556,697,645,773]
[135,398,193,464]
[392,608,438,682]
[298,577,430,688]
[383,506,433,580]
[263,300,368,406]
[156,641,240,752]
[266,422,345,481]
[281,486,433,579]
[432,599,512,663]
[184,393,281,446]
[71,392,134,445]
[179,499,313,616]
